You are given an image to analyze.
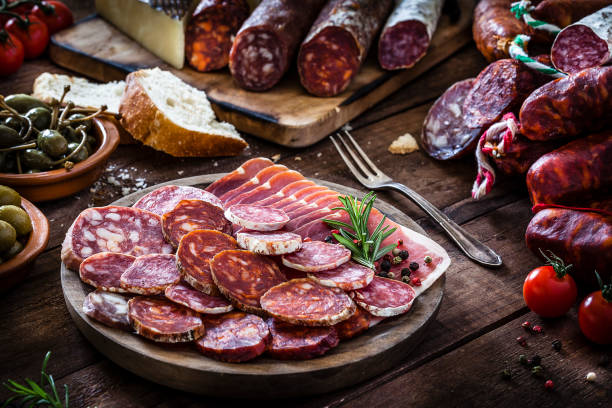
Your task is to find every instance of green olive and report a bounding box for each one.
[0,125,23,148]
[0,153,16,173]
[37,129,68,159]
[60,126,79,143]
[68,113,92,132]
[4,117,22,132]
[21,149,53,170]
[0,205,32,236]
[0,220,17,253]
[67,142,89,163]
[0,186,21,206]
[25,107,52,130]
[4,94,49,114]
[3,240,23,260]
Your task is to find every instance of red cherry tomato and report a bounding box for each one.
[578,274,612,345]
[523,251,577,318]
[5,14,49,59]
[0,29,24,76]
[6,0,35,15]
[31,1,73,34]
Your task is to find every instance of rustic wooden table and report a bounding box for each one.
[0,1,609,407]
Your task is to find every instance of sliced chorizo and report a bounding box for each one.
[266,318,339,360]
[162,199,232,248]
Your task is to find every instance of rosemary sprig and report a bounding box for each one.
[2,351,69,408]
[323,192,397,270]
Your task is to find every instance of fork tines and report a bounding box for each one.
[330,130,384,186]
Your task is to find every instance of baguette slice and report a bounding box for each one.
[119,68,247,157]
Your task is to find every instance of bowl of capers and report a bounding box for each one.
[0,88,120,202]
[0,185,49,291]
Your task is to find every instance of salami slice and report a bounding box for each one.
[236,230,302,255]
[119,254,181,295]
[298,0,393,97]
[176,229,237,295]
[421,78,482,160]
[185,0,250,72]
[266,318,339,360]
[224,204,289,231]
[133,185,223,216]
[195,312,270,362]
[333,306,372,340]
[79,252,135,293]
[307,261,374,291]
[128,297,205,343]
[61,206,173,271]
[281,241,351,272]
[351,276,415,317]
[210,249,287,314]
[551,6,612,74]
[378,0,443,70]
[162,199,231,248]
[260,278,356,326]
[82,289,131,331]
[228,0,327,91]
[165,282,233,314]
[206,157,273,197]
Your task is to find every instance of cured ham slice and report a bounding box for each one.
[206,157,273,197]
[219,164,288,205]
[281,190,338,214]
[269,186,329,209]
[224,170,305,206]
[284,208,334,231]
[255,180,316,207]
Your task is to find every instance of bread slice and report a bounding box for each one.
[32,72,125,112]
[119,68,247,157]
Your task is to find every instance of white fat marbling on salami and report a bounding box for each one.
[351,276,415,317]
[236,230,302,255]
[282,241,351,272]
[165,282,233,314]
[307,261,374,291]
[83,289,131,330]
[79,252,136,292]
[133,185,223,215]
[225,204,289,231]
[120,254,181,295]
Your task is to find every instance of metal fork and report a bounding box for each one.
[331,130,502,267]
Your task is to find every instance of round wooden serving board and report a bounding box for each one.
[61,174,445,398]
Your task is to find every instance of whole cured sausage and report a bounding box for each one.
[281,241,351,272]
[266,318,339,360]
[378,0,444,70]
[551,5,612,74]
[351,276,415,317]
[229,0,327,91]
[120,254,181,295]
[133,185,223,216]
[165,282,233,314]
[79,252,135,293]
[82,290,132,331]
[162,199,232,247]
[526,131,612,208]
[298,0,393,97]
[224,204,289,231]
[530,0,612,28]
[525,208,612,286]
[519,66,612,141]
[185,0,250,72]
[236,230,302,255]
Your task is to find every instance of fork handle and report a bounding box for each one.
[385,182,502,267]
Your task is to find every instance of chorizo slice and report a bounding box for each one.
[307,261,375,291]
[351,276,416,317]
[119,254,181,295]
[282,241,351,272]
[333,306,372,340]
[266,318,339,360]
[195,312,270,362]
[236,230,302,255]
[260,278,356,326]
[224,204,289,231]
[162,199,232,248]
[133,185,223,216]
[79,252,136,293]
[82,290,132,331]
[128,297,205,343]
[164,282,233,314]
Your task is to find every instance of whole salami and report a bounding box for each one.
[421,78,482,160]
[266,318,339,360]
[551,6,612,74]
[519,66,612,141]
[530,0,612,28]
[298,0,393,97]
[83,290,132,331]
[162,199,232,248]
[229,0,327,91]
[378,0,444,70]
[133,185,223,216]
[79,252,135,293]
[185,0,250,72]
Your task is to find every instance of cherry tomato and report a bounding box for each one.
[578,273,612,345]
[5,0,35,15]
[31,1,73,34]
[523,250,577,318]
[0,29,24,76]
[5,14,49,59]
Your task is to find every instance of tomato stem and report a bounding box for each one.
[538,249,572,279]
[594,271,611,302]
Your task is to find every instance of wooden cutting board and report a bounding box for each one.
[61,175,445,398]
[49,0,474,147]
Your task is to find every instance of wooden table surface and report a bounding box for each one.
[0,1,609,407]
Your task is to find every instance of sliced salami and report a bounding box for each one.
[282,241,351,272]
[421,78,482,160]
[128,297,205,343]
[82,289,131,331]
[133,185,223,216]
[351,276,415,317]
[236,230,302,255]
[307,261,374,291]
[333,306,372,340]
[224,204,289,231]
[378,0,443,70]
[210,249,287,314]
[79,252,135,293]
[176,229,237,295]
[551,6,612,74]
[162,199,231,248]
[120,254,181,295]
[266,318,339,360]
[206,157,273,198]
[61,206,173,271]
[260,278,356,326]
[165,282,233,314]
[195,312,270,362]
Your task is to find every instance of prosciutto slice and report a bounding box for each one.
[206,157,273,198]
